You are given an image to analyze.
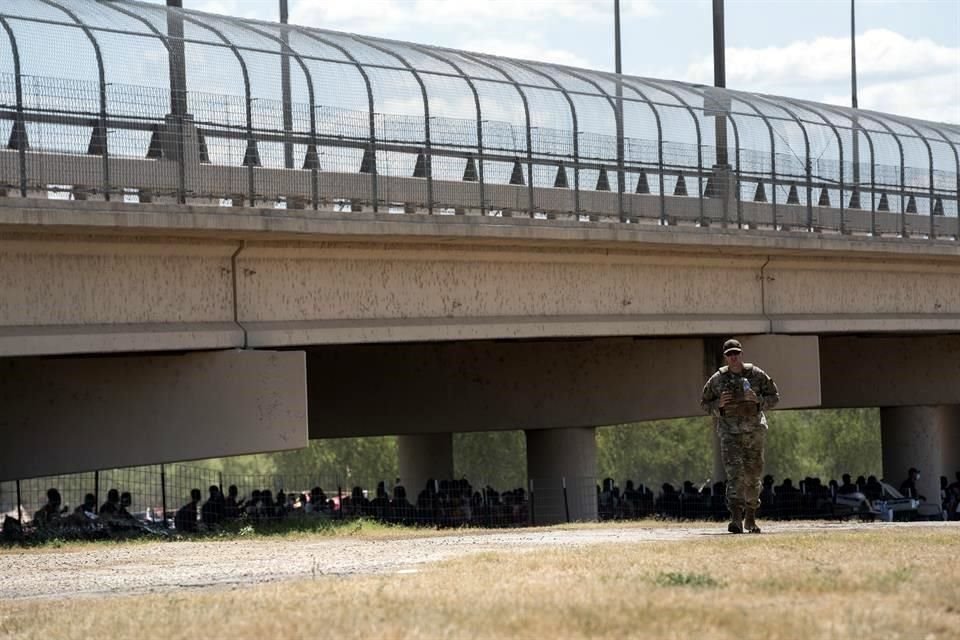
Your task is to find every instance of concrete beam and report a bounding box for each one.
[2,200,960,357]
[307,335,817,441]
[307,338,706,439]
[821,336,960,408]
[0,232,238,357]
[0,350,308,481]
[734,334,821,409]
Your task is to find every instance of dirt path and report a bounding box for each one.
[3,521,954,601]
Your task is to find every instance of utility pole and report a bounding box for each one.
[851,0,861,204]
[712,0,728,168]
[614,0,626,221]
[280,0,294,169]
[166,0,187,118]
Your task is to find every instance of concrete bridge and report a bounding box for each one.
[1,0,959,521]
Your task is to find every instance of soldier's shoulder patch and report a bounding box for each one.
[718,365,729,374]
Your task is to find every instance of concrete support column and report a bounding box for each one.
[397,433,453,499]
[880,406,960,505]
[525,427,597,524]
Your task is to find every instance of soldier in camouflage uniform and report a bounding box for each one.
[701,339,779,534]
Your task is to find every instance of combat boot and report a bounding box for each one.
[727,505,743,534]
[743,508,761,534]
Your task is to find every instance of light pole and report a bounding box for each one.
[851,0,861,207]
[614,0,626,221]
[280,0,294,169]
[712,0,728,168]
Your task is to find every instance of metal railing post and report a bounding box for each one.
[160,464,168,528]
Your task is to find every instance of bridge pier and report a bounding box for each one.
[526,427,598,524]
[397,433,453,501]
[880,405,960,507]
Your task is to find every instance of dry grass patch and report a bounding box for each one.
[2,527,959,639]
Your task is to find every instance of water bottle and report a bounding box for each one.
[742,378,751,393]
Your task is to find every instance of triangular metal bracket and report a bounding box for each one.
[553,163,568,188]
[509,158,525,186]
[753,181,767,203]
[7,118,28,151]
[848,189,861,209]
[906,195,917,214]
[595,166,610,191]
[635,169,649,194]
[242,138,261,167]
[87,121,107,156]
[302,143,320,170]
[933,197,944,216]
[673,174,687,197]
[877,192,890,212]
[413,149,428,178]
[786,184,799,205]
[359,146,376,173]
[463,156,478,182]
[817,187,830,207]
[146,124,164,159]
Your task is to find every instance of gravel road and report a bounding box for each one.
[3,521,953,602]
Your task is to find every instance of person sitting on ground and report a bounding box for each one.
[900,467,920,498]
[33,488,65,527]
[864,475,884,502]
[307,487,327,514]
[224,485,243,520]
[174,488,202,533]
[949,472,960,494]
[200,485,225,527]
[260,490,279,521]
[74,493,97,518]
[99,489,121,519]
[369,482,390,520]
[245,489,262,521]
[838,473,859,495]
[118,492,136,521]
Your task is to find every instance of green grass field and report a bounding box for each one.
[2,523,958,639]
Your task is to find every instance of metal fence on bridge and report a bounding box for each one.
[0,0,957,238]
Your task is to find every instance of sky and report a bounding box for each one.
[142,0,960,126]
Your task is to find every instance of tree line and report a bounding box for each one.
[206,408,881,491]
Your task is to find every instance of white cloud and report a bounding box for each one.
[684,29,960,124]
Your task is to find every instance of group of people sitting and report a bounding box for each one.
[12,467,959,540]
[31,487,137,528]
[172,479,532,531]
[598,469,960,522]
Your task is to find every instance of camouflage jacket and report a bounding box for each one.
[701,363,780,433]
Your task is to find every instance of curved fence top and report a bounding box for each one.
[0,0,957,228]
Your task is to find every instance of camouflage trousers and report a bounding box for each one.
[718,427,766,512]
